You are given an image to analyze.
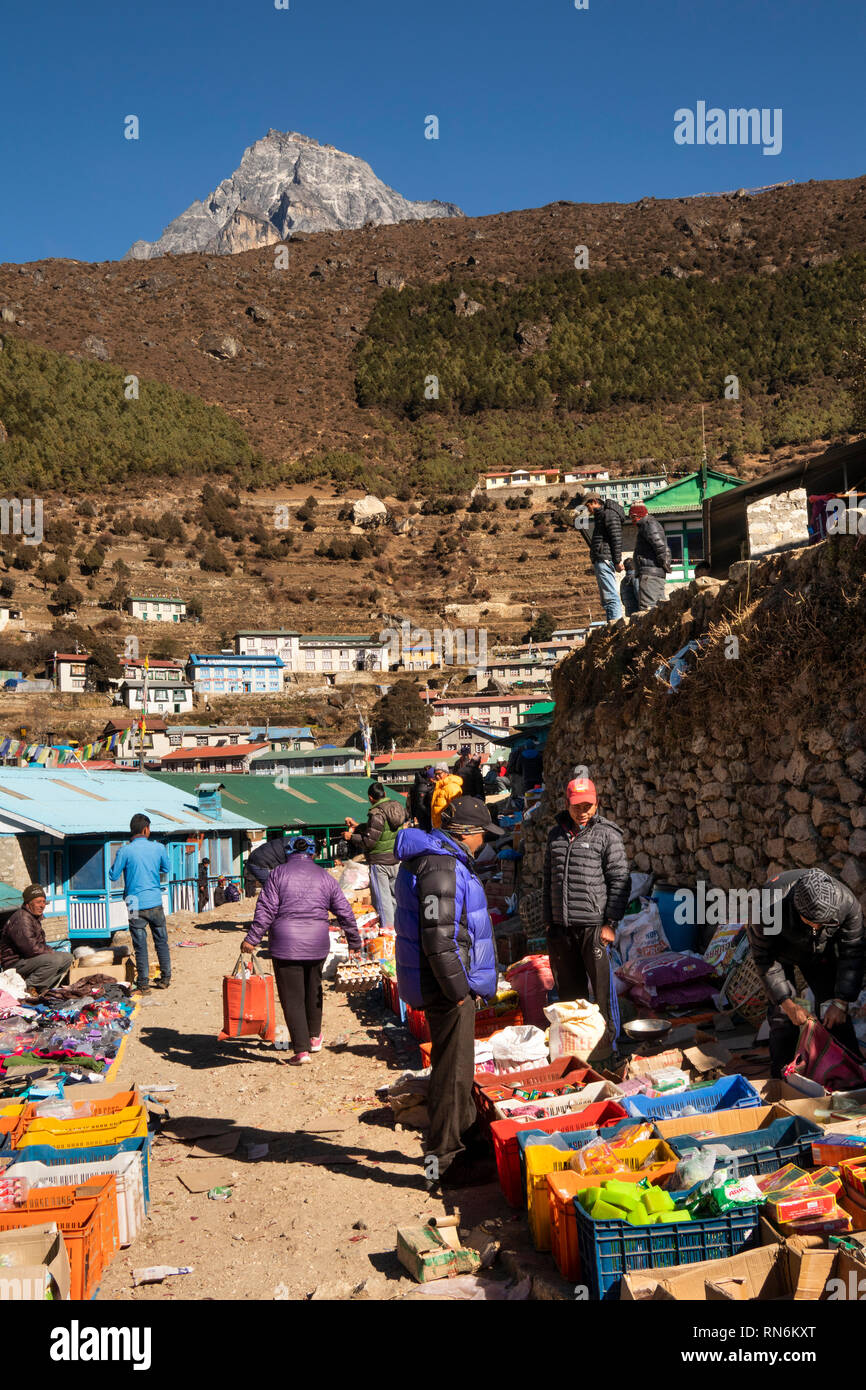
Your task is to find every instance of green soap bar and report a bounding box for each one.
[653,1210,692,1224]
[604,1179,641,1202]
[643,1186,675,1214]
[589,1198,626,1221]
[626,1204,653,1225]
[579,1186,602,1210]
[602,1186,643,1214]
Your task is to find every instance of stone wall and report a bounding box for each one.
[747,487,809,558]
[524,536,866,910]
[0,833,39,891]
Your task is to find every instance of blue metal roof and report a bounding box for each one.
[189,654,285,668]
[248,727,314,740]
[0,768,265,838]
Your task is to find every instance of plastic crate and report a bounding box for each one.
[516,1115,642,1204]
[0,1173,119,1300]
[6,1150,145,1247]
[0,1105,26,1148]
[405,1006,430,1042]
[20,1090,140,1129]
[623,1075,761,1121]
[493,1081,620,1124]
[17,1107,148,1150]
[491,1100,629,1207]
[14,1135,152,1206]
[667,1116,822,1178]
[549,1171,587,1280]
[407,1003,524,1044]
[573,1193,760,1300]
[474,1060,604,1127]
[526,1137,678,1251]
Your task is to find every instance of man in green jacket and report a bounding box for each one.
[342,781,408,928]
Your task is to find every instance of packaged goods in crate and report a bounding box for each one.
[334,961,381,994]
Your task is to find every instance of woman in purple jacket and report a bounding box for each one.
[241,837,362,1064]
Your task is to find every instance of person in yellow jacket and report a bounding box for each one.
[430,764,464,829]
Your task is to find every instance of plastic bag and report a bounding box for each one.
[218,954,276,1044]
[505,955,555,1029]
[544,999,606,1060]
[702,923,747,974]
[489,1024,548,1074]
[671,1146,717,1192]
[615,900,669,964]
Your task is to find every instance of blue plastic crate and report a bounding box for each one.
[516,1116,640,1200]
[666,1116,821,1177]
[14,1134,152,1206]
[573,1195,760,1299]
[623,1074,761,1121]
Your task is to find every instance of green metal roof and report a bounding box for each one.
[521,701,555,719]
[377,755,458,774]
[644,469,742,512]
[250,746,363,763]
[148,771,404,830]
[0,881,22,912]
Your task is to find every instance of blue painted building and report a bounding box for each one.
[187,653,285,695]
[0,769,263,937]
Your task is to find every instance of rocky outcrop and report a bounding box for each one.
[524,537,866,908]
[125,129,462,259]
[453,290,484,317]
[352,494,388,528]
[198,333,239,360]
[80,335,110,360]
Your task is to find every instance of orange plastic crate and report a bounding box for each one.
[16,1107,148,1150]
[0,1174,119,1299]
[548,1171,586,1281]
[0,1105,27,1148]
[474,1007,523,1040]
[475,1063,605,1127]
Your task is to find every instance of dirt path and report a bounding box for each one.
[98,903,563,1302]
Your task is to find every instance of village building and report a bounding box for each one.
[435,721,512,761]
[296,634,391,675]
[53,653,92,692]
[425,692,542,733]
[165,725,253,750]
[247,726,316,751]
[250,746,365,776]
[234,629,301,666]
[125,595,187,623]
[158,742,270,774]
[476,656,554,691]
[0,768,260,935]
[641,467,743,583]
[187,653,285,695]
[101,716,171,766]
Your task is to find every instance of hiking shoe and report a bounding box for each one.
[309,1034,323,1052]
[289,1052,312,1065]
[134,980,151,994]
[153,977,172,990]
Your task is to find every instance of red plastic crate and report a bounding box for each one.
[490,1099,629,1207]
[474,1063,606,1128]
[407,1004,524,1045]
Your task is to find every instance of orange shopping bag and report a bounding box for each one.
[218,953,276,1043]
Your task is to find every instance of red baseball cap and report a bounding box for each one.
[566,777,597,804]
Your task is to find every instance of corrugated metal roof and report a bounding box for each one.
[160,743,269,763]
[250,747,363,763]
[150,772,405,829]
[0,769,263,837]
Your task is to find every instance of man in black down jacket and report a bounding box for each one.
[456,751,485,800]
[629,502,671,611]
[542,774,630,1048]
[245,832,290,894]
[577,494,626,623]
[746,868,865,1077]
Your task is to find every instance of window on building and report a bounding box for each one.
[666,531,684,563]
[685,528,704,561]
[313,759,324,773]
[305,655,316,670]
[196,736,208,747]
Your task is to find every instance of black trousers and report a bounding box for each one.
[767,955,862,1078]
[272,958,324,1054]
[423,990,477,1176]
[547,925,612,1025]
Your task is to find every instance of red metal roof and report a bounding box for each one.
[159,742,269,763]
[54,653,91,661]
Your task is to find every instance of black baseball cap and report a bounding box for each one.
[440,796,500,840]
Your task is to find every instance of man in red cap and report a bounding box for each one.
[542,774,630,1047]
[629,502,671,611]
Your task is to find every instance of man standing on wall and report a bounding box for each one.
[630,502,671,611]
[109,813,172,993]
[577,494,625,624]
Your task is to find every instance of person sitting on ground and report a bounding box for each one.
[0,885,73,993]
[747,868,865,1078]
[342,780,408,929]
[222,879,241,904]
[430,763,464,829]
[213,875,228,908]
[629,502,671,611]
[241,836,362,1065]
[394,796,499,1192]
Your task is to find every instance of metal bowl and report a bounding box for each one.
[623,1017,673,1041]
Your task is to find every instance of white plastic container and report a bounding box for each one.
[492,1080,621,1124]
[6,1152,145,1247]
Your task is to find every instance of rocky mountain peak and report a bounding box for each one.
[125,129,462,260]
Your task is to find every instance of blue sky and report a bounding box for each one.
[1,0,864,263]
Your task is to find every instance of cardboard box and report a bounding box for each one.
[780,1088,866,1129]
[0,1222,71,1301]
[396,1224,481,1283]
[67,959,136,986]
[654,1102,789,1142]
[620,1237,840,1302]
[61,1081,141,1104]
[751,1078,811,1104]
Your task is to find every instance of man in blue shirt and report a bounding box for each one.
[109,814,172,992]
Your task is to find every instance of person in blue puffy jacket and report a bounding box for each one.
[395,796,499,1192]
